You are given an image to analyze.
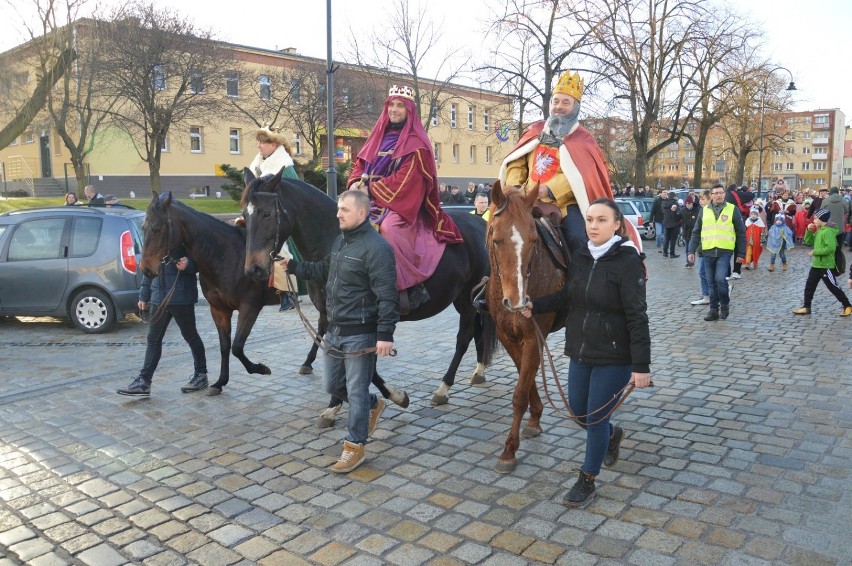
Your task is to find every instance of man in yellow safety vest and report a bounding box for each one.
[687,183,746,321]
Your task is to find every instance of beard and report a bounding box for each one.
[544,103,581,138]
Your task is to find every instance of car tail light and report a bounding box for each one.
[120,230,137,273]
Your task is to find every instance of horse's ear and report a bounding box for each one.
[491,180,505,208]
[244,168,255,185]
[524,181,540,208]
[163,192,173,208]
[269,166,285,188]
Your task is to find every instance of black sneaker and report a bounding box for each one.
[704,310,719,321]
[670,254,680,259]
[181,372,208,393]
[562,470,596,507]
[603,426,624,467]
[719,306,729,320]
[118,376,151,397]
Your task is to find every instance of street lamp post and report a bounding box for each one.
[756,66,796,199]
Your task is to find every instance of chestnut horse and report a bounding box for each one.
[486,181,568,473]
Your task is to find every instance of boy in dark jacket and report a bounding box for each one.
[118,251,208,397]
[682,199,700,266]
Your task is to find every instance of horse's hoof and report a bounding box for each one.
[298,365,313,375]
[316,416,335,428]
[522,426,542,439]
[257,364,271,375]
[397,392,410,409]
[495,458,517,474]
[431,394,448,406]
[205,387,222,397]
[470,372,486,385]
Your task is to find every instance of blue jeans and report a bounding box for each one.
[702,252,732,310]
[568,359,632,477]
[558,204,587,256]
[140,304,207,381]
[655,222,665,249]
[769,241,787,266]
[697,256,709,296]
[324,329,378,445]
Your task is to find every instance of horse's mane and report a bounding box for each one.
[164,198,245,262]
[244,176,336,214]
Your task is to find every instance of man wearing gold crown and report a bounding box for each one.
[499,70,642,253]
[349,85,463,311]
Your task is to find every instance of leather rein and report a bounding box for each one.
[140,209,183,325]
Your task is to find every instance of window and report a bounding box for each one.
[803,132,811,139]
[844,167,852,176]
[786,162,794,170]
[468,105,474,130]
[450,104,457,128]
[469,145,476,164]
[814,147,827,156]
[787,147,794,154]
[814,162,826,171]
[23,131,34,144]
[190,127,203,152]
[786,132,796,141]
[668,151,677,158]
[259,75,271,100]
[153,64,165,91]
[772,163,783,171]
[430,105,438,127]
[294,134,302,155]
[814,114,829,125]
[814,178,826,185]
[342,87,350,109]
[229,129,241,153]
[226,71,239,97]
[290,78,300,104]
[190,71,204,94]
[657,165,665,172]
[160,136,169,153]
[452,143,459,163]
[802,162,810,171]
[803,147,811,154]
[802,116,811,124]
[366,92,374,113]
[8,136,17,146]
[485,146,492,165]
[685,150,695,158]
[70,218,102,257]
[668,164,678,171]
[434,142,441,163]
[484,110,490,132]
[8,218,65,261]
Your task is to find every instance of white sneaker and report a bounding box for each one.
[731,273,741,279]
[690,296,710,305]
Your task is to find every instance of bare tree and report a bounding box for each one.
[585,0,708,187]
[94,2,224,192]
[347,1,466,133]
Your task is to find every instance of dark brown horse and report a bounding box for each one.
[138,193,408,413]
[486,181,567,473]
[241,168,496,409]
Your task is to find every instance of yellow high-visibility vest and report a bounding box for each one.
[701,202,736,251]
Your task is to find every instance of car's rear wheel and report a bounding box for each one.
[70,289,116,334]
[642,223,656,241]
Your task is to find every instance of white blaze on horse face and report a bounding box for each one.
[510,225,525,303]
[246,202,255,218]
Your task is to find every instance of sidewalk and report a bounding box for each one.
[1,243,850,565]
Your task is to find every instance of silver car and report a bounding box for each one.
[0,206,144,333]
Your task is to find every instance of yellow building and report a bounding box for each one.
[0,24,515,198]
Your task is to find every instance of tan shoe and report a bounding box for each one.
[782,263,788,271]
[368,398,385,437]
[840,306,852,317]
[768,265,775,272]
[330,440,365,473]
[792,307,811,315]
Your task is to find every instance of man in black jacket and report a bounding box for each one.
[288,190,399,473]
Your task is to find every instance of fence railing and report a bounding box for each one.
[6,155,36,196]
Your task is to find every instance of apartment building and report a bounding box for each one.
[0,22,514,197]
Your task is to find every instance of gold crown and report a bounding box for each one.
[388,84,415,101]
[554,70,584,101]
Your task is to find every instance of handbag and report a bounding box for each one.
[269,259,298,293]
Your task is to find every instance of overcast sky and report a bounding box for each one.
[1,0,849,123]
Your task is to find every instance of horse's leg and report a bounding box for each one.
[372,370,409,408]
[496,340,539,473]
[469,311,487,385]
[207,307,233,396]
[522,368,544,439]
[317,398,342,428]
[432,303,476,406]
[230,306,271,375]
[300,341,320,375]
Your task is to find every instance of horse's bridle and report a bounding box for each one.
[267,192,293,262]
[487,203,536,292]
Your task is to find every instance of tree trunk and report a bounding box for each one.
[148,161,162,194]
[633,145,648,188]
[71,155,87,195]
[734,152,748,186]
[693,135,706,189]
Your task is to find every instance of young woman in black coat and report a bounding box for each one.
[524,198,652,507]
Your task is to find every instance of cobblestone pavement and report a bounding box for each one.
[1,243,851,565]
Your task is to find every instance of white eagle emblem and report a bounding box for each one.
[534,153,555,176]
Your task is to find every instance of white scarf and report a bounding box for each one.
[588,234,622,260]
[249,145,294,178]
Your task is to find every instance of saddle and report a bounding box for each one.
[532,204,570,271]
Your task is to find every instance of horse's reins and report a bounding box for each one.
[268,193,395,359]
[140,209,183,325]
[489,192,638,426]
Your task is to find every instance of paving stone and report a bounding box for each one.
[77,543,126,566]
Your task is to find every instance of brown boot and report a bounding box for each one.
[768,264,775,272]
[330,441,365,473]
[782,263,788,271]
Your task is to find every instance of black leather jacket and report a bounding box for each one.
[140,253,199,306]
[289,219,399,341]
[533,239,650,373]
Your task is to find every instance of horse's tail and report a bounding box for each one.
[477,310,500,367]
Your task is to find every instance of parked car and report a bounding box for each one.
[617,197,656,240]
[0,206,145,333]
[613,199,646,236]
